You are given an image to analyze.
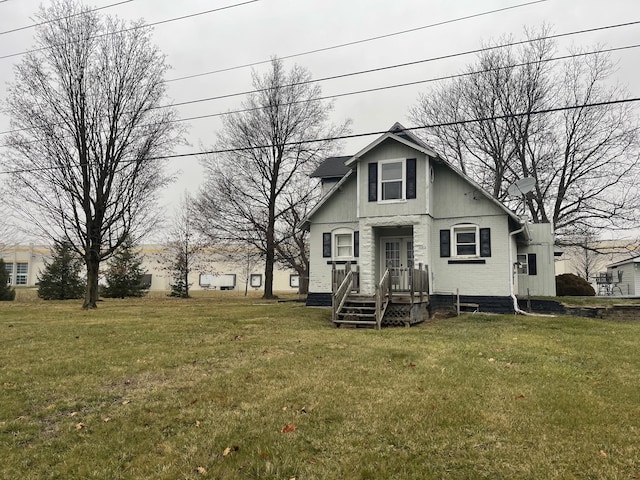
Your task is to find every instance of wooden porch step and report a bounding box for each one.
[334,319,377,328]
[337,312,376,319]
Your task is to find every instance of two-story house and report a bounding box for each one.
[302,123,555,326]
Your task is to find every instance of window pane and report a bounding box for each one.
[335,234,352,257]
[17,263,28,274]
[382,181,402,200]
[457,232,476,244]
[457,244,477,256]
[381,162,402,181]
[517,254,528,275]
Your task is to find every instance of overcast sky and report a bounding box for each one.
[1,0,639,228]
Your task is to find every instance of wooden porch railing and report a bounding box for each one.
[409,263,429,304]
[331,262,359,323]
[331,262,429,329]
[375,268,391,330]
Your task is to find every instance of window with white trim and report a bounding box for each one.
[333,230,354,259]
[15,263,28,285]
[517,254,528,274]
[452,225,479,257]
[5,262,13,285]
[379,159,405,201]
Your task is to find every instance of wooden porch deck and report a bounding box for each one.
[331,263,429,329]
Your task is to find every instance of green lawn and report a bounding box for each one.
[1,293,639,479]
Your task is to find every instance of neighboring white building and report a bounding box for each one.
[1,243,301,294]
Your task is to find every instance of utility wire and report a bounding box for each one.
[1,23,637,139]
[0,0,259,61]
[0,37,640,140]
[164,20,640,110]
[0,0,136,36]
[165,0,549,83]
[1,97,638,175]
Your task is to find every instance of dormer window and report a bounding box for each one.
[368,158,416,203]
[380,160,404,200]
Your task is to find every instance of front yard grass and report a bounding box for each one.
[1,293,639,479]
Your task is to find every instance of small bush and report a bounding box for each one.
[38,241,86,300]
[0,259,16,301]
[556,273,596,296]
[102,237,149,299]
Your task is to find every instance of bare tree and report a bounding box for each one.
[3,0,181,308]
[161,193,208,298]
[409,26,640,242]
[195,57,350,299]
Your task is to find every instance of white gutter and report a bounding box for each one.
[509,223,528,315]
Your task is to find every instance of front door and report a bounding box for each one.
[381,237,414,290]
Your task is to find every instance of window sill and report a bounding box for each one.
[448,259,486,265]
[377,199,407,205]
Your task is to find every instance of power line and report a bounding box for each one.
[148,98,640,160]
[164,19,640,110]
[165,0,549,83]
[0,0,136,36]
[1,97,638,175]
[2,23,637,139]
[0,0,260,61]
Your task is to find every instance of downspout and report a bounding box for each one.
[509,223,528,315]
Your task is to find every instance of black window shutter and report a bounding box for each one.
[440,230,451,258]
[354,231,359,257]
[480,228,491,257]
[406,158,417,199]
[528,253,537,275]
[322,233,331,258]
[368,162,378,202]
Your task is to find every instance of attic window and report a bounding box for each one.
[380,160,404,201]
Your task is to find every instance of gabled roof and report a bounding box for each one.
[430,155,524,227]
[301,121,527,231]
[301,169,354,229]
[310,156,352,178]
[607,255,640,268]
[345,122,437,166]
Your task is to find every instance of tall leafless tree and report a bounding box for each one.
[194,57,349,299]
[409,26,640,243]
[3,0,182,308]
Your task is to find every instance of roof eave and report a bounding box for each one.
[299,170,354,230]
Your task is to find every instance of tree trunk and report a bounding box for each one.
[298,264,309,295]
[83,253,100,309]
[263,249,275,299]
[263,199,276,299]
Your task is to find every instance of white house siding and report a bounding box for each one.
[357,139,429,219]
[427,164,515,297]
[307,176,359,294]
[432,214,512,297]
[607,262,639,296]
[516,223,556,297]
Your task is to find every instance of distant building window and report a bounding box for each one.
[5,262,13,285]
[16,263,28,285]
[250,274,262,288]
[290,274,300,288]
